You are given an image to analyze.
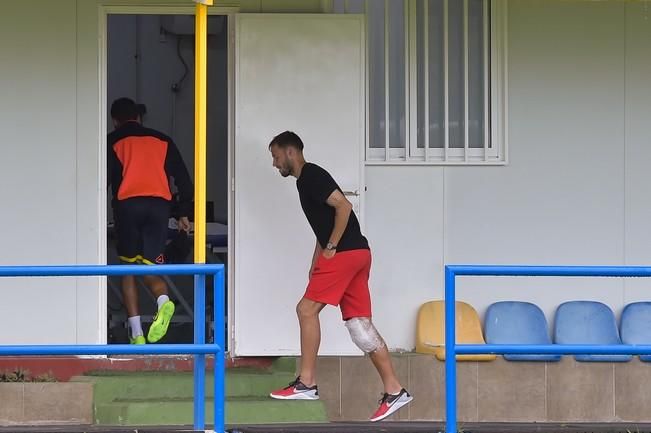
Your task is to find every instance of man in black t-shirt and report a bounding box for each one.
[267,131,412,422]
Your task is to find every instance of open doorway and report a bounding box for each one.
[105,13,229,344]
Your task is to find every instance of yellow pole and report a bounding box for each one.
[192,6,213,430]
[193,0,212,264]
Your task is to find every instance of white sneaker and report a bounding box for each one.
[370,388,413,422]
[269,377,319,400]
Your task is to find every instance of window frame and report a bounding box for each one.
[365,0,508,166]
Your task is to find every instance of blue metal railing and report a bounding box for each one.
[444,265,651,433]
[0,264,225,433]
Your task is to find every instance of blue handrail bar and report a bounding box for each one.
[457,344,651,355]
[444,265,651,433]
[0,264,225,433]
[0,264,220,277]
[446,264,651,277]
[0,344,221,356]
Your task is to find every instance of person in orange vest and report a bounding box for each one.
[108,97,193,345]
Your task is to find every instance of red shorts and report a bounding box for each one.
[304,249,372,320]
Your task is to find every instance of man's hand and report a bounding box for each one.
[178,216,191,233]
[322,248,336,259]
[309,250,334,278]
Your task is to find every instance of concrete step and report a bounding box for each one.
[95,397,327,425]
[74,358,320,425]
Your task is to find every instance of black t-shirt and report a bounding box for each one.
[296,163,369,252]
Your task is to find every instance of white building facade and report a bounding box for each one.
[0,0,649,356]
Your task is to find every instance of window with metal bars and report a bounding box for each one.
[333,0,507,165]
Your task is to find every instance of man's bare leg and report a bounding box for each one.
[347,320,411,422]
[121,275,139,317]
[143,275,168,298]
[122,275,145,341]
[296,297,326,386]
[345,317,404,394]
[368,343,412,422]
[369,345,403,394]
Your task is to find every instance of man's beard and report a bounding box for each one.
[280,162,292,177]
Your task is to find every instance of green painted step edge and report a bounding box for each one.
[75,371,297,402]
[83,356,299,377]
[95,398,327,425]
[82,367,278,377]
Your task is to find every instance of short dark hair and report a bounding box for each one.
[110,97,147,124]
[269,131,304,151]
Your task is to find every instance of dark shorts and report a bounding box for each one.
[115,197,170,265]
[304,249,372,320]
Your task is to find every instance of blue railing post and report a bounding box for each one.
[0,263,225,431]
[214,269,226,433]
[194,274,207,431]
[444,266,457,433]
[441,264,651,432]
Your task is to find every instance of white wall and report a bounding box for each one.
[3,0,651,352]
[623,1,651,301]
[0,0,103,344]
[365,167,444,351]
[0,0,332,346]
[366,0,651,351]
[448,0,627,329]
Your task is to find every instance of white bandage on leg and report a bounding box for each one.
[345,317,386,353]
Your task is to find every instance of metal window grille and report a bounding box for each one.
[336,0,508,165]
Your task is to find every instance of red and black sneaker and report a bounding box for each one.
[370,388,413,422]
[269,377,319,400]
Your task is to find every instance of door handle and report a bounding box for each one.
[343,190,359,197]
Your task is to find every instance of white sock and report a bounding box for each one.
[156,294,170,310]
[128,316,143,338]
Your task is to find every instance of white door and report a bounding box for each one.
[233,14,365,356]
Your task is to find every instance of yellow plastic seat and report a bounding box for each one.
[416,300,496,361]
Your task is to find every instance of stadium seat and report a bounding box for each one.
[553,301,631,362]
[620,301,651,362]
[484,301,560,361]
[416,300,496,361]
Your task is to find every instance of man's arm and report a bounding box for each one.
[309,239,323,278]
[107,144,116,189]
[323,189,353,258]
[165,140,194,232]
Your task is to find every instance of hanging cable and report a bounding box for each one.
[172,35,190,93]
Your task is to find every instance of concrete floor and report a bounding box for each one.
[2,423,651,433]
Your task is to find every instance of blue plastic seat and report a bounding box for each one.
[620,301,651,362]
[484,301,560,361]
[553,301,631,362]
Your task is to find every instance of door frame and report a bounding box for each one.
[99,3,236,351]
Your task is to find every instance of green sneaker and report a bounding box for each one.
[130,335,146,345]
[147,300,175,343]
